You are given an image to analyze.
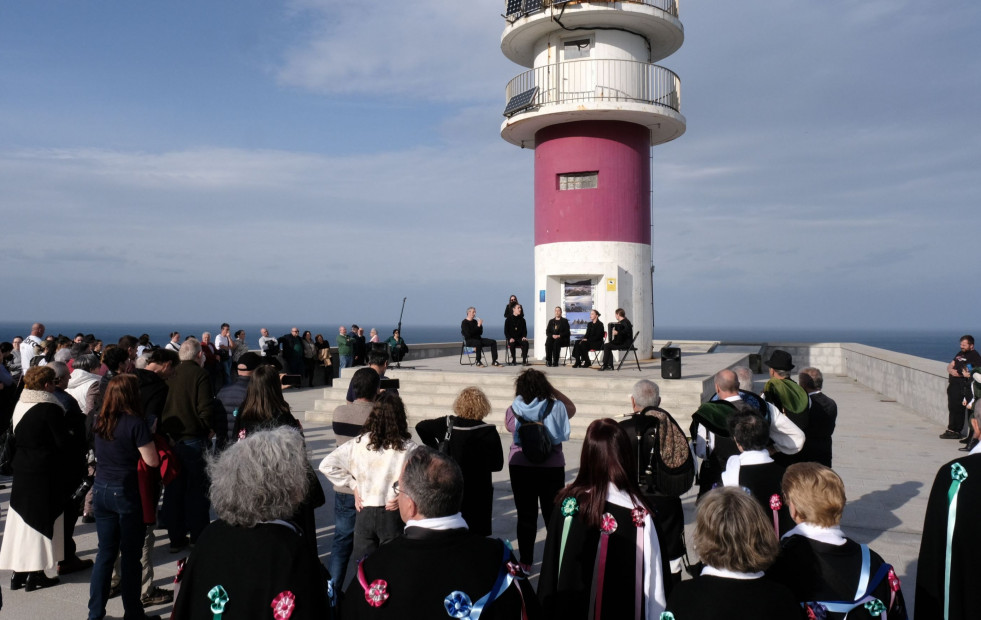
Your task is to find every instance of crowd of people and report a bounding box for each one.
[0,321,979,619]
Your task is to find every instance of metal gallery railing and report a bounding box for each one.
[505,0,679,19]
[504,58,681,114]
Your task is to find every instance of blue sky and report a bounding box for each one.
[2,1,978,333]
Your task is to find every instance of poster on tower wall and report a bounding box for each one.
[563,279,593,338]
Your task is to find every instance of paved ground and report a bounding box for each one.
[0,362,961,618]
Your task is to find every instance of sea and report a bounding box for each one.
[0,321,962,363]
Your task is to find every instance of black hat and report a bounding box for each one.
[764,350,794,371]
[237,352,262,371]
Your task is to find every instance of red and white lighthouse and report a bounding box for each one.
[500,0,685,359]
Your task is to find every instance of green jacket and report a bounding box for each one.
[336,333,354,356]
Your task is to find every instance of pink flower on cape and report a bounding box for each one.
[769,494,783,511]
[600,512,618,534]
[365,579,389,607]
[271,591,296,620]
[631,507,647,527]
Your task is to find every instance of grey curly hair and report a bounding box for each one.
[207,426,309,527]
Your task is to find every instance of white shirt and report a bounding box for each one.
[20,335,43,369]
[781,522,847,546]
[766,401,806,455]
[405,513,469,532]
[721,449,773,488]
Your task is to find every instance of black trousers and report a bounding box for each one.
[508,340,529,363]
[948,379,969,432]
[466,338,498,364]
[544,339,568,366]
[508,465,564,566]
[602,343,628,368]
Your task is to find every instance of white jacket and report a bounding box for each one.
[319,434,416,507]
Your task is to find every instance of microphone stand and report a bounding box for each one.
[395,297,406,368]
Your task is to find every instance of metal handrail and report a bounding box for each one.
[505,0,679,19]
[505,58,681,113]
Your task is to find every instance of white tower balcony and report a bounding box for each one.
[500,58,685,148]
[501,0,684,67]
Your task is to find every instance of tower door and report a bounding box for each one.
[559,37,594,105]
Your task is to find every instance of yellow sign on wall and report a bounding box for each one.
[606,278,617,291]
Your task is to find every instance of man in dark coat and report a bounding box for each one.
[915,440,981,620]
[343,447,538,619]
[279,327,305,375]
[618,379,686,595]
[797,367,837,467]
[160,338,217,551]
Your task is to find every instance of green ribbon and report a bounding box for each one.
[945,462,968,620]
[763,378,809,415]
[864,598,886,616]
[659,613,675,620]
[208,585,230,620]
[559,497,579,572]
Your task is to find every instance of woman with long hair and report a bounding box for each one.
[321,392,417,562]
[663,487,800,619]
[0,366,72,593]
[233,364,325,552]
[538,419,664,619]
[86,373,160,620]
[415,386,504,535]
[504,368,575,572]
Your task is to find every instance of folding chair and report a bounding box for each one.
[615,332,642,371]
[459,337,478,366]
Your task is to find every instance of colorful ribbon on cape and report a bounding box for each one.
[587,513,618,620]
[945,461,968,620]
[450,541,514,619]
[631,508,647,620]
[208,585,229,620]
[887,568,900,614]
[769,494,782,539]
[558,497,579,573]
[357,558,389,608]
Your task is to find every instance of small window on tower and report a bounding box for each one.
[563,38,591,59]
[558,172,598,190]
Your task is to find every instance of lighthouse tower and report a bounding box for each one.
[500,0,685,360]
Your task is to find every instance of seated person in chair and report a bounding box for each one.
[461,307,500,367]
[505,304,529,366]
[544,306,570,367]
[600,308,632,371]
[572,309,604,368]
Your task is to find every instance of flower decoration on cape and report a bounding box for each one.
[805,602,828,620]
[888,568,901,592]
[443,591,473,618]
[237,429,248,441]
[207,585,230,616]
[561,497,579,517]
[600,512,618,534]
[631,507,647,527]
[864,598,886,616]
[659,613,676,620]
[271,591,296,620]
[951,462,968,482]
[507,561,526,578]
[365,579,389,607]
[769,494,783,511]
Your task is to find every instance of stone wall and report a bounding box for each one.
[761,342,948,426]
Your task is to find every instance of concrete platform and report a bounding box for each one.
[0,356,962,617]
